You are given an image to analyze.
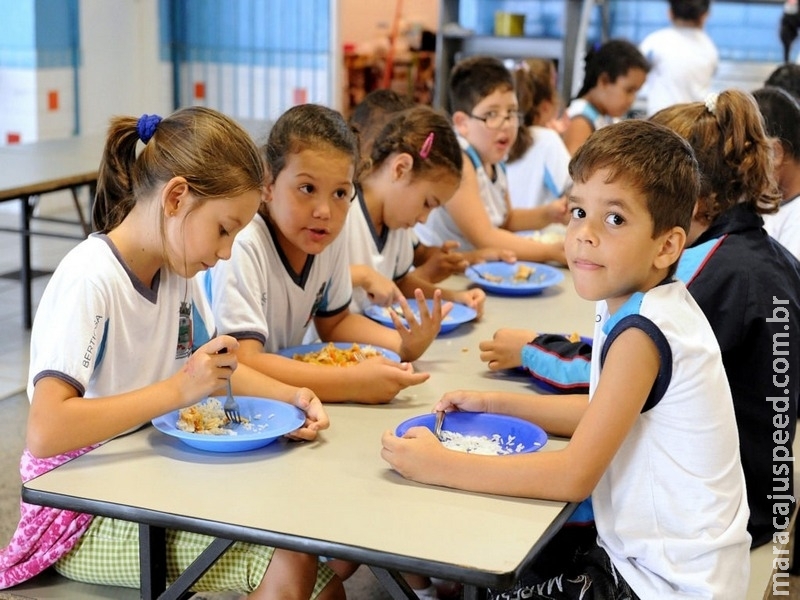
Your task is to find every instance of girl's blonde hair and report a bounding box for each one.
[93,106,264,233]
[650,89,781,222]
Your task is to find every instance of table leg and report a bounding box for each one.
[20,195,33,329]
[139,524,167,599]
[368,567,418,599]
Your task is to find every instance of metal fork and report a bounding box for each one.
[433,411,445,441]
[223,378,241,424]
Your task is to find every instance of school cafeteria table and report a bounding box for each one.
[22,270,595,600]
[0,135,105,328]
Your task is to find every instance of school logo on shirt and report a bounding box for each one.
[305,283,328,328]
[176,301,193,359]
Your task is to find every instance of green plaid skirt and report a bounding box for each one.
[54,516,335,597]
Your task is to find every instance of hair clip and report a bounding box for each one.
[704,93,718,115]
[419,132,435,159]
[137,113,163,144]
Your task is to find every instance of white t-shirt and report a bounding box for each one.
[205,215,352,352]
[639,25,719,116]
[346,189,415,313]
[29,234,215,403]
[414,136,509,250]
[589,281,751,598]
[506,125,571,209]
[764,195,800,260]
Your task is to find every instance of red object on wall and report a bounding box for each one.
[7,133,21,144]
[293,88,307,105]
[48,90,59,111]
[194,82,206,100]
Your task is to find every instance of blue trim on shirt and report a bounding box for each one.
[675,236,724,285]
[192,301,212,350]
[543,166,561,198]
[600,313,673,413]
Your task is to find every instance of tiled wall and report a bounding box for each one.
[458,0,788,62]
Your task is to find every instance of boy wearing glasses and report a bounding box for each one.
[413,56,567,265]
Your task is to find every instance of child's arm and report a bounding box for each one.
[445,160,566,264]
[381,327,658,502]
[562,116,594,155]
[27,335,243,457]
[350,264,404,308]
[235,336,429,404]
[396,270,486,316]
[505,197,569,232]
[412,241,470,283]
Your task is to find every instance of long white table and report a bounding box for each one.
[0,135,105,327]
[22,271,595,599]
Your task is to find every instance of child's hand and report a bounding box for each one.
[392,289,452,362]
[176,335,239,405]
[451,288,486,318]
[465,247,517,265]
[284,387,329,441]
[479,328,537,370]
[413,240,469,283]
[380,426,448,483]
[364,272,404,307]
[545,197,569,225]
[350,359,430,404]
[434,389,492,414]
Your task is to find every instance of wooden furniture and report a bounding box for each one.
[23,271,595,600]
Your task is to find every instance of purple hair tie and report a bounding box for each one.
[419,132,435,159]
[136,114,162,144]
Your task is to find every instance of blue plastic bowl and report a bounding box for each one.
[395,412,547,454]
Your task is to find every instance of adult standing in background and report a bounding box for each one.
[639,0,718,116]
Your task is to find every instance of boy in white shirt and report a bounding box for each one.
[639,0,718,116]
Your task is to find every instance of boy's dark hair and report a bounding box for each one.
[349,89,415,160]
[669,0,710,22]
[569,120,699,242]
[753,86,800,161]
[765,64,800,102]
[576,39,650,99]
[448,56,515,115]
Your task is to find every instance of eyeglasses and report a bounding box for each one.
[468,111,524,130]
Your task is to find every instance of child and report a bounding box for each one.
[413,56,568,265]
[639,0,718,116]
[351,89,515,284]
[506,59,572,210]
[562,39,649,154]
[765,62,800,101]
[382,119,752,598]
[348,104,486,317]
[0,107,341,599]
[754,85,800,259]
[481,89,800,549]
[206,103,440,405]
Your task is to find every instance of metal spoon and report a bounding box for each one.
[433,411,445,441]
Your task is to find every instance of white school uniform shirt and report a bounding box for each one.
[589,281,751,599]
[205,215,352,353]
[28,234,215,404]
[506,125,571,209]
[346,188,415,313]
[639,25,718,116]
[414,136,509,250]
[764,195,800,260]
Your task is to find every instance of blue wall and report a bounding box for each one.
[0,0,78,68]
[459,0,787,62]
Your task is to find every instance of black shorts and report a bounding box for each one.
[489,524,640,600]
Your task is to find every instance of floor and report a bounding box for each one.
[0,195,797,599]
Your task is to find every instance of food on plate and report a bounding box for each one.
[438,430,529,455]
[479,271,504,283]
[176,397,248,435]
[292,342,381,366]
[512,263,534,282]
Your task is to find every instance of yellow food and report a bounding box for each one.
[513,264,535,282]
[293,342,381,367]
[568,332,581,343]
